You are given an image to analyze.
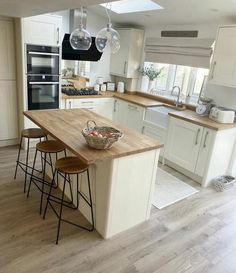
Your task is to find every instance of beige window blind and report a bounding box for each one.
[145,37,214,68]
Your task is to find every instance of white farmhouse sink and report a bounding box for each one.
[144,105,181,129]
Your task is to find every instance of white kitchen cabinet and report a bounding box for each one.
[0,81,18,140]
[208,26,236,87]
[142,121,166,157]
[165,117,204,173]
[0,20,16,80]
[113,99,127,124]
[165,116,236,187]
[96,98,114,120]
[23,14,62,46]
[195,128,215,177]
[65,98,114,120]
[113,99,145,133]
[125,102,145,132]
[110,28,144,78]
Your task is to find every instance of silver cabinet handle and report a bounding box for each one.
[114,100,117,112]
[210,61,216,80]
[142,126,145,134]
[81,101,94,104]
[29,82,60,85]
[203,131,209,148]
[69,101,72,109]
[57,27,60,45]
[28,51,60,56]
[195,129,201,145]
[124,61,127,75]
[128,104,138,111]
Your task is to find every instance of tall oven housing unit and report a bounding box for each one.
[26,44,60,110]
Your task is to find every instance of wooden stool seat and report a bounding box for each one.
[55,157,88,174]
[21,128,46,139]
[36,140,65,154]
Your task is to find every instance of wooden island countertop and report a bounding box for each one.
[24,109,163,165]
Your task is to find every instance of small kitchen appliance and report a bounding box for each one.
[209,107,235,124]
[196,97,213,116]
[117,82,125,93]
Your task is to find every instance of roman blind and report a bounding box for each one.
[145,37,214,68]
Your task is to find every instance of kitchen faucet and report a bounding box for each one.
[171,86,182,107]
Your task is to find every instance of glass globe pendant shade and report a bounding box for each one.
[95,23,120,54]
[69,25,92,50]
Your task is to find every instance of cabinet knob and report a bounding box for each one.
[124,61,127,75]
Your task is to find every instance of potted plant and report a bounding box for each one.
[140,65,163,91]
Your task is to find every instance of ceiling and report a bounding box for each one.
[0,0,236,26]
[0,0,116,18]
[89,0,236,26]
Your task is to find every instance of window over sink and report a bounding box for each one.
[141,62,209,105]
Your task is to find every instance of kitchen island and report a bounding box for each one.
[24,109,163,239]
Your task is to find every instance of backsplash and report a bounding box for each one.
[205,83,236,111]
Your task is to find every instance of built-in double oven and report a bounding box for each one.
[26,44,60,110]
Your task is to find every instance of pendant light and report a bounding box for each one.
[70,7,92,50]
[95,4,120,54]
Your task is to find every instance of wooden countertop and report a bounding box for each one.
[169,110,236,131]
[24,109,163,164]
[61,91,163,108]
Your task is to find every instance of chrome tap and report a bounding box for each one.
[171,86,182,107]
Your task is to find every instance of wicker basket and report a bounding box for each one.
[213,175,235,192]
[82,120,123,150]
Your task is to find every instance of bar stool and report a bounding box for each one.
[14,128,47,193]
[43,156,94,244]
[27,140,67,215]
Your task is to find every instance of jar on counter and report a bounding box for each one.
[101,84,107,92]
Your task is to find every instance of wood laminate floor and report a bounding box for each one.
[1,145,236,273]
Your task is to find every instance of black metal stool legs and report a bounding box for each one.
[14,136,23,180]
[24,138,30,193]
[27,149,38,198]
[86,170,95,230]
[56,175,66,245]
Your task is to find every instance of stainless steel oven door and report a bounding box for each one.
[28,79,59,110]
[27,44,60,75]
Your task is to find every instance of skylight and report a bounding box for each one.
[100,0,163,14]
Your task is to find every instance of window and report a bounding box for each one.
[143,62,209,103]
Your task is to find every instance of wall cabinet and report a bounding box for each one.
[0,81,18,140]
[110,28,144,78]
[208,26,236,88]
[23,14,62,46]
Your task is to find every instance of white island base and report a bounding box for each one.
[54,149,160,239]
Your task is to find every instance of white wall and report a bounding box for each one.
[53,9,111,86]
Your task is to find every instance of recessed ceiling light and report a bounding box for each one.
[100,0,163,14]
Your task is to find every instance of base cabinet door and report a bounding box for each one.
[125,103,145,133]
[0,81,18,140]
[195,128,215,177]
[113,99,126,125]
[165,117,203,172]
[95,98,114,120]
[142,123,166,157]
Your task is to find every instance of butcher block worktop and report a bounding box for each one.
[61,91,163,108]
[24,109,163,164]
[169,110,236,131]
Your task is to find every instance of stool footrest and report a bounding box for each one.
[48,201,94,232]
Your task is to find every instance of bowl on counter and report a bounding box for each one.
[82,120,123,150]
